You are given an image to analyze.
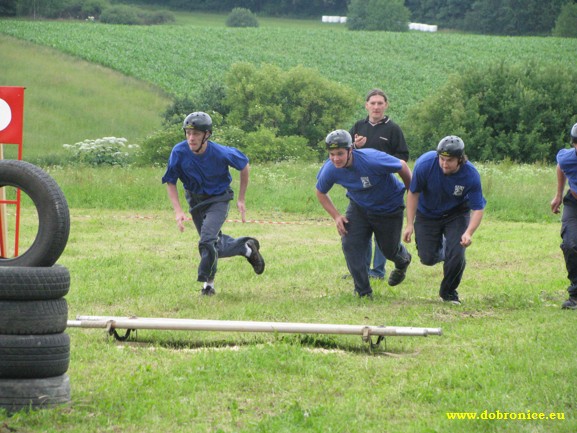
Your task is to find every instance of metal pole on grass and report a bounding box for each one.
[68,315,442,341]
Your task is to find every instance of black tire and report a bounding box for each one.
[0,160,70,267]
[0,265,70,300]
[0,333,70,379]
[0,299,68,335]
[0,374,70,414]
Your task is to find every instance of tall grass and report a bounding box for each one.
[43,161,560,223]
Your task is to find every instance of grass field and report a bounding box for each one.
[1,16,576,163]
[0,13,576,433]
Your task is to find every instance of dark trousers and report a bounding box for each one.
[561,191,577,297]
[342,201,411,296]
[185,190,251,283]
[414,210,469,299]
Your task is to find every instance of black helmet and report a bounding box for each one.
[325,129,352,150]
[571,123,577,140]
[437,135,465,158]
[183,112,212,132]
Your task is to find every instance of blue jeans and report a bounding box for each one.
[414,210,469,299]
[342,201,411,296]
[366,237,386,278]
[186,190,252,283]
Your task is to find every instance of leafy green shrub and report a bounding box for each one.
[63,137,140,166]
[162,83,228,127]
[404,61,577,163]
[347,0,410,32]
[224,62,357,157]
[552,2,577,37]
[226,7,259,28]
[81,0,109,19]
[100,5,174,25]
[137,125,183,166]
[241,127,316,163]
[100,4,142,24]
[143,9,175,25]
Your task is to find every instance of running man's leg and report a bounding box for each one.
[191,200,230,282]
[439,213,469,301]
[342,202,373,297]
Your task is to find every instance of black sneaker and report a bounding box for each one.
[440,289,461,305]
[442,296,461,305]
[246,239,265,275]
[354,290,373,300]
[561,297,577,309]
[201,286,216,296]
[388,253,411,286]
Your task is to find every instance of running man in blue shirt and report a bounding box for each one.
[316,129,412,299]
[403,136,486,305]
[551,123,577,310]
[162,112,265,296]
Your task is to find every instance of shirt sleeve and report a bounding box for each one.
[226,147,249,171]
[315,162,334,194]
[161,151,180,185]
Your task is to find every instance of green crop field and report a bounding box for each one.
[1,18,575,125]
[0,14,576,433]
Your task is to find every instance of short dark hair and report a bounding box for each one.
[365,88,388,102]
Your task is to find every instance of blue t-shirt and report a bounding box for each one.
[161,140,248,196]
[557,148,577,193]
[316,148,406,214]
[409,151,486,218]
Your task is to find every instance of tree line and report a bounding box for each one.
[2,0,576,36]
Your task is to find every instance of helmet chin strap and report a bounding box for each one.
[345,148,353,167]
[192,131,211,155]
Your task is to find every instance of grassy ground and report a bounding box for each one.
[2,205,575,432]
[1,162,575,432]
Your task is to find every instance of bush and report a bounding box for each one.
[239,127,316,163]
[100,4,142,24]
[162,83,228,127]
[552,2,577,37]
[81,0,109,19]
[226,7,259,28]
[404,61,577,163]
[224,62,358,157]
[347,0,410,32]
[100,4,174,25]
[142,9,176,25]
[63,137,140,166]
[138,125,183,166]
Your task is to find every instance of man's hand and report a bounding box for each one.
[353,134,367,148]
[175,211,187,232]
[335,215,349,236]
[237,200,247,223]
[460,232,473,247]
[403,225,414,244]
[551,196,562,214]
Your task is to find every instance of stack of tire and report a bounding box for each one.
[0,160,71,415]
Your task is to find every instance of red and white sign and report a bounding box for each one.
[0,86,25,145]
